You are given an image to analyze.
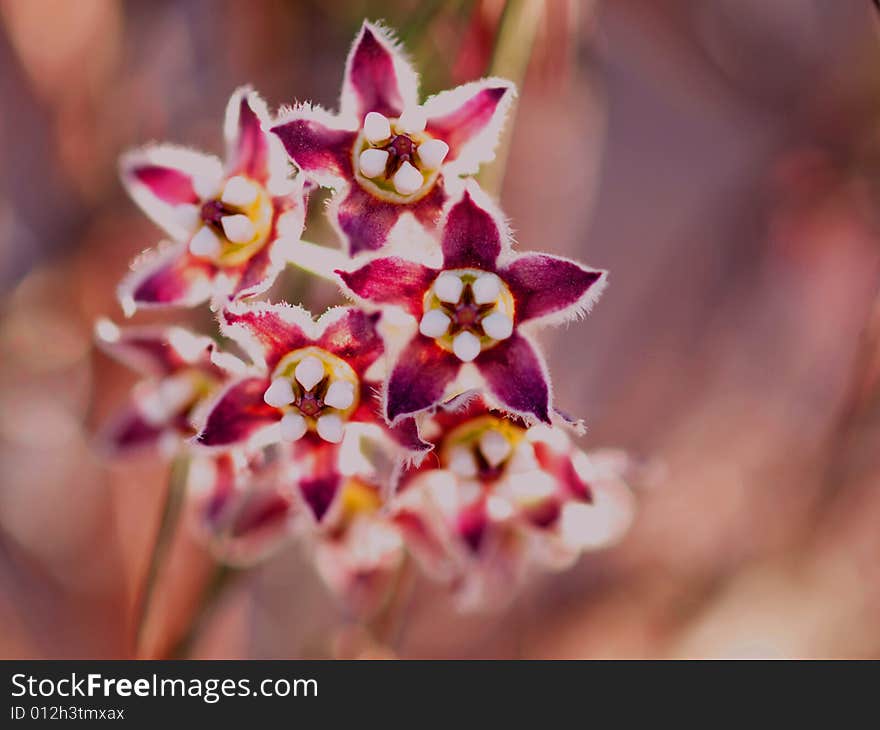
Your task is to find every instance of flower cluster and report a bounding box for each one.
[98,21,634,612]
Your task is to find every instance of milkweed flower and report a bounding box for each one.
[338,183,606,425]
[395,393,635,609]
[119,86,307,313]
[94,318,238,455]
[271,21,515,255]
[194,301,430,458]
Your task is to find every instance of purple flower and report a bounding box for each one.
[194,300,430,457]
[271,21,515,255]
[338,183,606,425]
[94,318,234,455]
[118,86,307,313]
[395,392,635,609]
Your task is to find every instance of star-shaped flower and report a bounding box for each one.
[395,392,635,609]
[194,301,430,458]
[94,318,236,455]
[271,20,515,255]
[119,86,306,313]
[338,183,607,425]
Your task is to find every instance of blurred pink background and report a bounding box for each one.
[2,0,880,658]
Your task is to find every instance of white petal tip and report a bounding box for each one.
[419,310,451,338]
[392,161,423,195]
[397,107,427,134]
[481,311,513,340]
[448,446,477,478]
[359,148,390,178]
[323,380,355,410]
[294,356,324,391]
[193,174,221,200]
[472,272,502,304]
[220,214,256,244]
[452,331,481,363]
[433,272,464,303]
[221,175,259,208]
[279,412,307,442]
[363,112,391,143]
[263,378,295,408]
[417,139,449,170]
[316,414,344,443]
[188,226,222,258]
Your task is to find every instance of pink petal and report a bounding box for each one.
[120,146,223,240]
[338,256,437,317]
[271,111,356,187]
[97,405,165,456]
[501,254,606,324]
[118,243,216,314]
[424,79,515,174]
[94,321,213,377]
[221,301,314,371]
[196,377,279,447]
[316,308,384,377]
[440,188,504,271]
[533,440,592,502]
[224,86,271,183]
[342,22,418,121]
[477,333,551,423]
[386,336,461,423]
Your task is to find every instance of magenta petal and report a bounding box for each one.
[426,85,510,162]
[335,184,403,255]
[318,309,383,377]
[96,325,210,377]
[228,93,270,182]
[386,337,461,422]
[271,118,355,182]
[119,245,216,311]
[501,254,605,323]
[99,406,165,455]
[353,387,432,454]
[129,165,199,207]
[338,257,436,317]
[441,190,502,271]
[197,377,279,447]
[299,473,341,523]
[477,334,550,423]
[344,24,408,121]
[222,305,312,371]
[533,441,592,503]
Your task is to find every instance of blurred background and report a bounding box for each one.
[2,0,880,658]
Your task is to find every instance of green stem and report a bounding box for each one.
[132,451,189,657]
[477,0,544,197]
[167,565,238,659]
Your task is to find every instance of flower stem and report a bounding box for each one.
[167,564,238,659]
[131,451,189,657]
[477,0,544,197]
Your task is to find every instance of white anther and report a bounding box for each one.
[188,226,222,258]
[417,139,449,170]
[263,378,295,408]
[479,429,512,468]
[419,310,451,338]
[481,311,514,341]
[221,175,259,208]
[175,203,201,231]
[392,161,423,195]
[279,412,307,442]
[359,148,389,178]
[221,214,256,244]
[397,107,427,134]
[316,413,344,443]
[294,356,324,391]
[452,331,481,363]
[363,112,391,143]
[448,446,477,478]
[472,272,503,304]
[193,174,221,200]
[487,495,515,521]
[433,272,464,303]
[323,380,355,410]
